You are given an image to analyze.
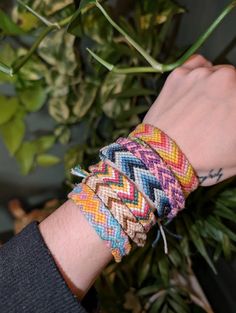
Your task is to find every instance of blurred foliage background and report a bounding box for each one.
[0,0,236,312]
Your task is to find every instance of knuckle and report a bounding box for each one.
[193,54,207,63]
[189,67,211,78]
[217,66,236,79]
[169,67,189,79]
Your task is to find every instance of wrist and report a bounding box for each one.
[39,199,112,300]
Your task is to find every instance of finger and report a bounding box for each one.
[182,54,212,70]
[212,64,236,71]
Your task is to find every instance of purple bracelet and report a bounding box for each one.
[116,137,185,218]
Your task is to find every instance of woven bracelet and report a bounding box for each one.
[68,183,131,262]
[116,137,185,219]
[129,123,199,196]
[100,143,171,219]
[84,174,147,246]
[89,161,156,232]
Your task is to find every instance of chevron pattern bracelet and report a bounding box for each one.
[116,137,185,219]
[68,183,131,262]
[84,173,147,246]
[100,143,171,219]
[89,161,156,232]
[129,123,199,196]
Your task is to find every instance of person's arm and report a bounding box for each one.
[39,54,236,298]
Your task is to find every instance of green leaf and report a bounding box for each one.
[183,216,217,273]
[218,188,236,207]
[168,298,188,313]
[16,58,47,82]
[54,126,71,144]
[158,256,169,286]
[0,61,13,76]
[103,97,131,119]
[215,201,236,221]
[100,72,127,102]
[112,87,155,98]
[16,12,39,32]
[0,44,16,67]
[17,0,60,28]
[168,248,182,268]
[137,285,160,296]
[0,115,25,156]
[0,96,19,125]
[169,290,188,310]
[100,72,131,118]
[208,216,236,242]
[48,96,70,122]
[0,43,16,78]
[64,145,85,179]
[36,154,60,166]
[19,83,47,112]
[34,135,56,153]
[138,250,153,286]
[203,220,224,242]
[213,243,223,262]
[79,0,96,11]
[15,141,37,175]
[67,0,96,34]
[0,10,25,35]
[222,234,231,259]
[150,296,166,313]
[161,304,168,313]
[73,82,98,119]
[70,0,96,21]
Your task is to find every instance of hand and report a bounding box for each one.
[143,54,236,186]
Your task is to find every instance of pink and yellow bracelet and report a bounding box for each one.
[129,123,199,196]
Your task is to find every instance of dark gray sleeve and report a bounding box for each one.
[0,222,94,313]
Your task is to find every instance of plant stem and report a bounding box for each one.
[59,15,74,27]
[1,1,235,76]
[89,1,236,74]
[17,0,60,29]
[0,0,74,76]
[12,26,55,74]
[162,1,236,72]
[9,14,73,75]
[95,1,163,71]
[0,61,13,76]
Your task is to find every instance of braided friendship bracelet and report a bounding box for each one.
[100,143,171,219]
[68,183,131,262]
[116,137,185,219]
[84,174,147,246]
[129,124,199,196]
[89,161,156,232]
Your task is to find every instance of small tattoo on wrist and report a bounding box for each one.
[198,168,223,184]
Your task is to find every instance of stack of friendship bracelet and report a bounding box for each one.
[68,123,199,262]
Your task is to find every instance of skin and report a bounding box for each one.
[144,54,236,185]
[39,54,236,301]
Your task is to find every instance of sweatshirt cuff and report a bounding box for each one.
[0,221,99,313]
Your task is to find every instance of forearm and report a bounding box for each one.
[37,55,236,306]
[39,199,112,300]
[38,123,198,300]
